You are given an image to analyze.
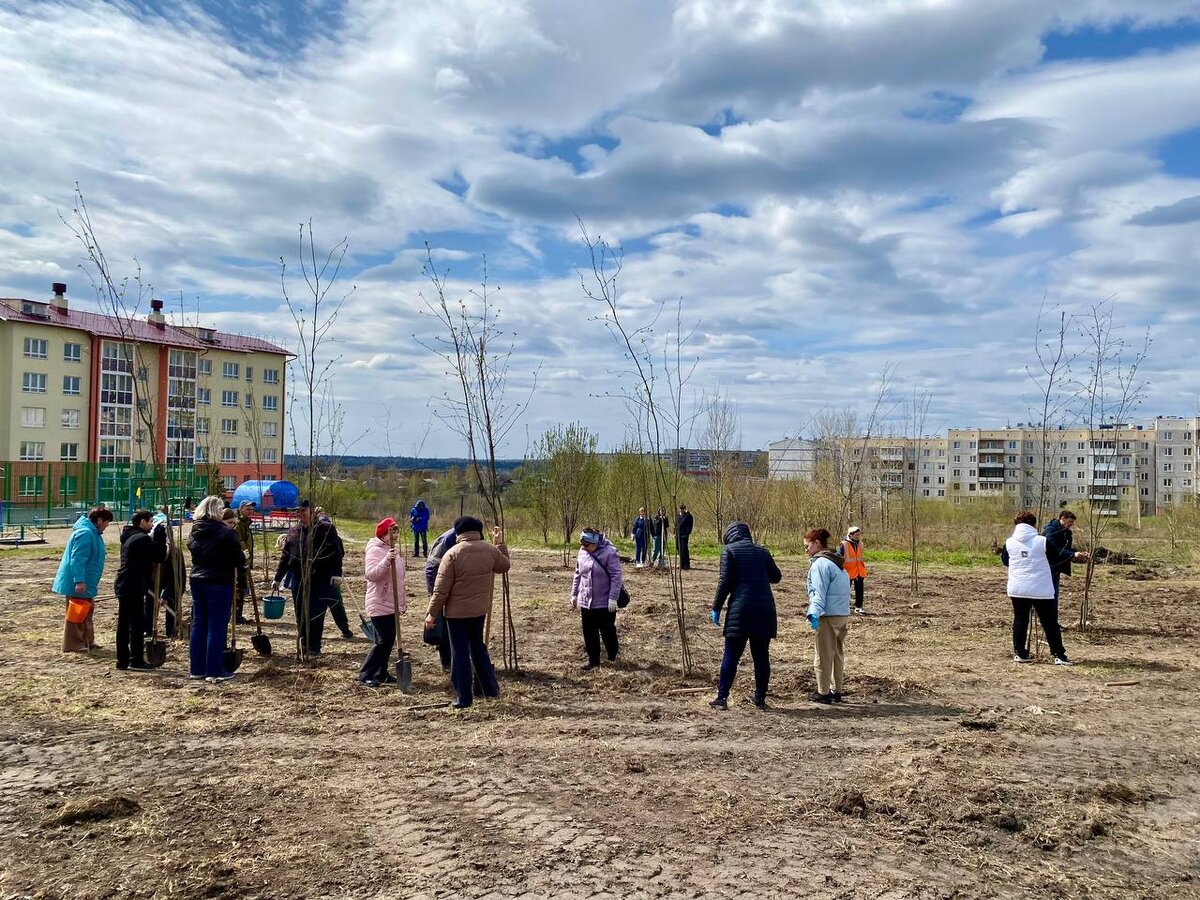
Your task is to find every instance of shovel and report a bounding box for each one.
[390,534,413,693]
[224,587,245,674]
[247,576,271,657]
[145,564,168,668]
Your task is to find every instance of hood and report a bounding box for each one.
[415,500,427,510]
[190,519,227,541]
[814,549,845,568]
[723,521,752,545]
[1010,522,1039,545]
[120,524,140,545]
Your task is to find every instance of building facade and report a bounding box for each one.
[1,284,289,517]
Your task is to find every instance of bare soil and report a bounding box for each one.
[1,541,1199,899]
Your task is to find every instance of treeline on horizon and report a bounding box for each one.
[283,455,525,472]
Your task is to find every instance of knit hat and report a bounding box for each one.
[453,515,484,535]
[375,517,398,540]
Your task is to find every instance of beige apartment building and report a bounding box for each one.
[0,284,289,512]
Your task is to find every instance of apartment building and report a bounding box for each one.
[0,284,289,507]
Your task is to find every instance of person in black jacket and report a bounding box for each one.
[675,504,694,570]
[272,499,345,656]
[709,521,783,710]
[1043,510,1088,603]
[114,509,167,671]
[187,496,246,681]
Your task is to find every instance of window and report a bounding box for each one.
[1008,441,1017,449]
[1077,442,1085,450]
[60,475,78,497]
[245,366,253,382]
[220,447,237,463]
[198,358,212,376]
[1163,447,1173,457]
[1077,471,1084,480]
[952,469,961,477]
[197,387,211,405]
[262,395,278,411]
[263,368,280,385]
[23,337,47,358]
[196,417,210,435]
[1163,463,1173,472]
[63,342,81,362]
[60,443,79,461]
[195,446,207,463]
[263,448,277,463]
[243,447,254,463]
[1185,463,1193,472]
[21,407,46,428]
[62,409,80,429]
[969,441,976,449]
[1121,471,1131,481]
[1026,456,1033,464]
[937,489,944,497]
[1163,478,1173,488]
[262,422,278,439]
[1077,457,1085,465]
[223,475,237,490]
[221,390,238,407]
[953,441,960,449]
[221,418,239,435]
[937,476,944,484]
[244,394,253,409]
[222,362,240,379]
[63,375,81,395]
[19,441,45,460]
[1164,432,1173,440]
[22,372,47,393]
[953,455,961,462]
[19,475,43,497]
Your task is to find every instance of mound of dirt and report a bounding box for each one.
[832,789,869,818]
[44,795,140,827]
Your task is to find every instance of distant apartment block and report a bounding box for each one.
[1,283,290,495]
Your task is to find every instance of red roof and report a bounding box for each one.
[0,298,290,356]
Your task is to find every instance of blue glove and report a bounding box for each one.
[710,609,720,626]
[807,613,820,631]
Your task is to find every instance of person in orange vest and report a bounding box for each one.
[838,526,868,614]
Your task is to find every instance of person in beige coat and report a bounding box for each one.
[424,516,510,708]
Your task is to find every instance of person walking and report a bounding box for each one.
[187,496,247,681]
[675,504,694,571]
[358,518,406,686]
[651,506,670,569]
[709,522,782,710]
[1003,511,1082,666]
[113,509,167,671]
[273,500,345,656]
[571,528,623,670]
[233,501,255,624]
[410,499,431,558]
[424,516,510,709]
[425,526,458,672]
[631,507,648,568]
[805,528,851,704]
[838,526,868,615]
[54,507,115,652]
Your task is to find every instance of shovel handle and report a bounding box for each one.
[389,533,405,657]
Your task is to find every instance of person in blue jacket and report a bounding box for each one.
[410,499,431,558]
[631,507,648,567]
[54,507,115,652]
[805,527,852,704]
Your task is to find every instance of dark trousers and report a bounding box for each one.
[413,529,428,557]
[235,567,248,620]
[1051,571,1062,602]
[852,577,864,609]
[580,607,619,664]
[359,614,396,682]
[678,536,690,570]
[116,592,146,668]
[437,618,452,670]
[634,535,647,564]
[328,585,353,637]
[291,577,331,654]
[717,635,771,701]
[447,615,499,707]
[1011,597,1066,659]
[189,580,232,678]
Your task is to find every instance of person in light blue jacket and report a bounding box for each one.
[804,527,851,704]
[54,507,116,652]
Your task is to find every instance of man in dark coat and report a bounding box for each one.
[1043,510,1086,602]
[675,504,694,570]
[709,521,782,710]
[272,500,345,655]
[114,509,167,671]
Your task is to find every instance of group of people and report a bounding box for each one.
[631,504,694,570]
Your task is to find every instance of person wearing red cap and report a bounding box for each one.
[358,518,406,686]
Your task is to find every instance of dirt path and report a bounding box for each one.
[1,547,1198,899]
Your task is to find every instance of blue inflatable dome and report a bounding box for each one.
[230,480,299,512]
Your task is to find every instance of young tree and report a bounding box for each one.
[1026,302,1078,524]
[534,423,603,566]
[902,391,933,596]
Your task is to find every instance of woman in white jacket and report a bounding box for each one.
[1001,511,1079,666]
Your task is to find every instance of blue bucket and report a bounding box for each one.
[262,595,286,620]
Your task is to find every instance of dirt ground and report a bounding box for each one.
[1,536,1199,900]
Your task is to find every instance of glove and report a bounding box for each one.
[710,609,720,626]
[331,576,343,588]
[807,613,820,631]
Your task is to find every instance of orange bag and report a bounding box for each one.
[65,598,93,624]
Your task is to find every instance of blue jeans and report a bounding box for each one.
[634,535,647,564]
[190,580,232,678]
[717,635,771,702]
[447,615,499,707]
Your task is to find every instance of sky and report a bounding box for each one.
[2,0,1199,457]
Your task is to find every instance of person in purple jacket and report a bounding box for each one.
[571,527,624,670]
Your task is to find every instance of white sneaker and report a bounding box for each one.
[1013,654,1034,663]
[1053,656,1074,667]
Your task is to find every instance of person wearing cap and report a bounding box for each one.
[273,499,345,656]
[838,526,868,615]
[233,501,256,624]
[358,518,406,686]
[571,527,624,670]
[424,516,510,708]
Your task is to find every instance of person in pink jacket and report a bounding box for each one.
[357,517,406,687]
